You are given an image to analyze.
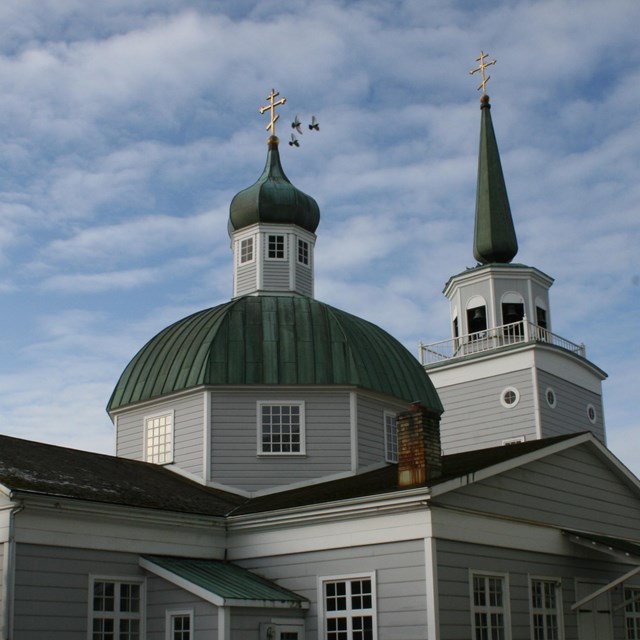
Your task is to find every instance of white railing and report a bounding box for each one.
[419,320,586,366]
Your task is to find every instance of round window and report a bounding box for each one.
[587,404,597,424]
[546,388,556,408]
[501,387,520,408]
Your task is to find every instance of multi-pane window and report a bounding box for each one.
[625,587,640,639]
[471,573,509,640]
[145,413,173,465]
[268,234,285,259]
[323,574,376,640]
[531,578,562,640]
[91,579,143,640]
[168,611,192,640]
[259,403,304,454]
[384,412,397,463]
[298,239,310,265]
[240,237,254,264]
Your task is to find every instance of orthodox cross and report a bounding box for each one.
[469,51,497,94]
[259,88,287,138]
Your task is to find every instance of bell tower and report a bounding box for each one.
[420,54,607,454]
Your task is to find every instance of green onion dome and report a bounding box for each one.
[108,295,442,414]
[228,136,320,234]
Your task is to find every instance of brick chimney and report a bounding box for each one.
[397,402,442,487]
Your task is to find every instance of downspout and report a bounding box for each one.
[2,499,25,640]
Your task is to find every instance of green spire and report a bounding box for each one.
[473,94,518,264]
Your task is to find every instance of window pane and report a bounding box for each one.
[94,582,115,612]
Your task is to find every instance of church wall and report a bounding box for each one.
[437,443,640,540]
[236,259,257,296]
[146,573,218,639]
[436,537,640,640]
[537,369,605,442]
[115,391,204,476]
[357,394,406,467]
[236,539,427,639]
[210,388,352,491]
[262,259,290,290]
[437,368,537,454]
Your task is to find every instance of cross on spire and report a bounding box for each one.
[469,51,497,94]
[259,88,287,139]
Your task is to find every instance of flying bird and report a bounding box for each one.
[291,115,303,134]
[289,134,300,147]
[308,116,319,131]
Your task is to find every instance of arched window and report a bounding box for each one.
[466,296,487,339]
[501,292,525,338]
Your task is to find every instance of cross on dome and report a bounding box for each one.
[469,51,497,95]
[259,88,287,140]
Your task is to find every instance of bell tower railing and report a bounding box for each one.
[419,318,586,366]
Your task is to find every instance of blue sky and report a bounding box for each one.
[1,0,639,474]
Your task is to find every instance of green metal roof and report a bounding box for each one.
[107,295,442,413]
[473,95,518,265]
[140,555,308,608]
[229,136,320,234]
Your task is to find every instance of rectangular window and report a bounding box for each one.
[321,573,377,640]
[268,234,286,259]
[145,412,173,465]
[258,402,305,454]
[297,239,309,265]
[625,587,640,640]
[384,412,397,463]
[471,572,509,640]
[530,578,563,640]
[166,610,193,640]
[90,578,144,640]
[240,237,254,264]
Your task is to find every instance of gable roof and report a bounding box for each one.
[140,555,309,608]
[0,434,244,516]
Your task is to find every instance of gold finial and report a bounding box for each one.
[469,51,496,95]
[259,88,287,140]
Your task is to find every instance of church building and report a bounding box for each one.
[1,76,639,640]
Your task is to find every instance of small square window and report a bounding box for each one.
[321,574,376,640]
[167,610,193,640]
[90,578,144,640]
[268,234,285,259]
[297,239,309,265]
[258,402,305,455]
[240,237,254,264]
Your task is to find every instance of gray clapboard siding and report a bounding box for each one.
[295,261,312,297]
[357,396,406,466]
[538,370,605,442]
[438,443,640,538]
[236,260,257,296]
[436,538,637,640]
[146,573,218,639]
[438,369,537,454]
[263,260,290,290]
[115,392,204,476]
[13,543,146,640]
[210,388,352,491]
[237,540,427,639]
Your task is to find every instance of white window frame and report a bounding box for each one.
[239,237,255,265]
[144,410,174,465]
[257,401,306,456]
[88,575,145,640]
[165,609,193,640]
[586,404,597,424]
[318,572,377,640]
[470,570,511,640]
[500,387,520,409]
[297,238,310,267]
[267,234,286,260]
[624,587,640,640]
[529,576,564,640]
[383,411,397,463]
[545,387,557,409]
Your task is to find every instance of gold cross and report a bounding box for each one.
[469,51,497,94]
[259,88,287,138]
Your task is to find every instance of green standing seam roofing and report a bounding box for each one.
[141,555,309,606]
[228,136,320,234]
[473,96,518,265]
[107,295,442,413]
